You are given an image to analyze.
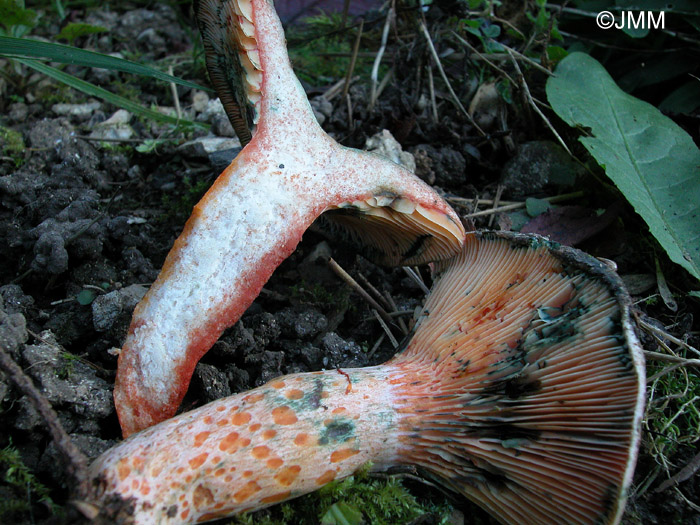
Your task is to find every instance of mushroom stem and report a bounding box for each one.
[93,233,645,525]
[115,0,465,436]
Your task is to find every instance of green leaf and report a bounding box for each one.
[56,22,107,43]
[546,52,700,281]
[76,289,96,305]
[18,59,208,130]
[546,45,568,63]
[0,0,38,33]
[526,197,552,217]
[320,502,364,525]
[0,36,211,91]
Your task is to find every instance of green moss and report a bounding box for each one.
[230,464,454,525]
[0,126,25,167]
[0,445,60,522]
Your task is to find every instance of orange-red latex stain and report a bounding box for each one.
[284,389,304,400]
[330,448,359,463]
[219,432,251,453]
[271,406,298,425]
[266,458,284,469]
[232,412,252,425]
[194,431,210,446]
[262,429,277,440]
[274,465,301,486]
[251,445,270,459]
[189,453,209,469]
[261,490,292,504]
[233,481,262,502]
[316,470,336,485]
[294,433,310,446]
[117,459,131,481]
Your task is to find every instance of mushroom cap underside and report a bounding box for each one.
[317,195,466,266]
[391,231,645,525]
[195,0,260,146]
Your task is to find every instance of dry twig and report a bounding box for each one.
[369,9,393,110]
[456,190,585,218]
[342,19,364,101]
[506,48,571,155]
[328,258,394,327]
[419,20,486,136]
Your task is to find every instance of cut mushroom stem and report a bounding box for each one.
[114,0,465,436]
[91,233,645,525]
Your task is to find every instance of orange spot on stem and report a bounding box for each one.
[267,457,284,469]
[262,429,277,440]
[117,458,131,481]
[233,481,262,502]
[194,431,210,447]
[189,452,209,470]
[251,445,270,459]
[271,406,298,425]
[316,470,336,485]
[330,448,359,463]
[274,465,301,486]
[294,433,310,446]
[285,389,304,400]
[232,412,252,425]
[261,490,292,504]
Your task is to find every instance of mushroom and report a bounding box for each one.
[114,0,465,436]
[90,232,645,525]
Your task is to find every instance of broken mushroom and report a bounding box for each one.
[114,0,465,436]
[91,232,645,524]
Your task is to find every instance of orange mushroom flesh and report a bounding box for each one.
[90,232,645,524]
[114,0,465,437]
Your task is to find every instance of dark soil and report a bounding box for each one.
[1,2,699,525]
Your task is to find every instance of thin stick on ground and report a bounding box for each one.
[426,64,438,123]
[457,191,585,218]
[506,49,571,156]
[357,272,392,311]
[328,258,395,327]
[638,316,700,359]
[342,19,364,101]
[403,266,430,295]
[370,8,393,110]
[487,184,504,228]
[450,31,516,85]
[382,291,408,335]
[168,65,182,121]
[419,20,486,136]
[373,309,399,348]
[0,342,89,499]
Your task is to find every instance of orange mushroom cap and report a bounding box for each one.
[91,232,644,524]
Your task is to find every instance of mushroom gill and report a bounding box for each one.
[113,0,465,437]
[90,232,645,524]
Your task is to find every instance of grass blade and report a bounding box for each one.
[0,35,211,91]
[19,58,208,131]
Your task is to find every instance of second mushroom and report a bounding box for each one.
[90,232,645,525]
